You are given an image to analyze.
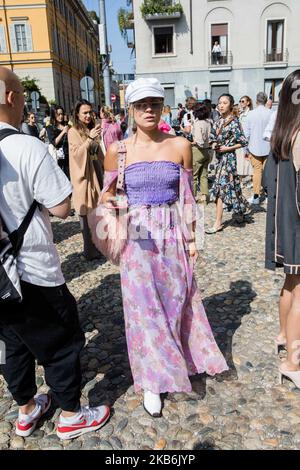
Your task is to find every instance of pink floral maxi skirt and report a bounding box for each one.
[120,205,228,394]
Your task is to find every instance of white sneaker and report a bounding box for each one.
[143,391,162,418]
[16,393,51,437]
[248,196,260,205]
[56,404,110,440]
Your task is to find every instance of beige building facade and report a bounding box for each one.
[0,0,101,111]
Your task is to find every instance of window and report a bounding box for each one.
[211,23,228,64]
[267,20,284,62]
[153,26,174,55]
[211,83,229,104]
[264,79,283,102]
[163,85,175,108]
[58,0,63,15]
[15,24,27,51]
[0,25,7,53]
[69,11,74,29]
[10,23,33,52]
[52,27,59,54]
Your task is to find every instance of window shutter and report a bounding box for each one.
[267,22,272,54]
[0,25,7,53]
[9,25,17,52]
[25,23,33,51]
[276,22,283,53]
[211,24,228,36]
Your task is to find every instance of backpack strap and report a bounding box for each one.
[116,140,127,192]
[216,116,236,136]
[9,200,38,254]
[0,128,21,141]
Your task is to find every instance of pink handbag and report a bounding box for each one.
[88,141,128,265]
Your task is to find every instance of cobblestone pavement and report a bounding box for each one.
[1,194,300,451]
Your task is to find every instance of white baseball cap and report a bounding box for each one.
[125,78,165,104]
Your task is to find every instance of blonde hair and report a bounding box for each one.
[163,105,171,115]
[100,106,115,122]
[232,105,240,117]
[240,95,253,110]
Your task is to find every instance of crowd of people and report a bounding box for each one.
[1,65,300,442]
[20,99,126,261]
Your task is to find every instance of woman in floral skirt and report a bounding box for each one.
[207,94,248,234]
[97,78,228,418]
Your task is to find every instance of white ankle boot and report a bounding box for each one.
[143,391,162,417]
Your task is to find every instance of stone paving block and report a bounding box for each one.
[0,202,298,450]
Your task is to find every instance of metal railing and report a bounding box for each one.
[208,51,233,67]
[264,48,289,63]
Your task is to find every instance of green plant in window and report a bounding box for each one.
[118,8,134,39]
[140,1,183,17]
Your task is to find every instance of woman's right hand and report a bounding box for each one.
[89,125,102,140]
[102,192,116,205]
[62,126,69,134]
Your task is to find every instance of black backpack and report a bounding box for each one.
[0,128,38,303]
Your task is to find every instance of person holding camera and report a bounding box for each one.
[68,99,104,260]
[47,106,70,178]
[181,97,197,138]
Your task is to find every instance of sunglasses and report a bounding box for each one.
[133,101,163,112]
[239,100,246,104]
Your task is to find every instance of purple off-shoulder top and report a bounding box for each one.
[124,161,180,206]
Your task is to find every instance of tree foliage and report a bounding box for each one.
[20,76,48,104]
[20,76,40,93]
[88,10,100,23]
[118,8,134,39]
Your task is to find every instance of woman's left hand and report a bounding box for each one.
[188,242,199,261]
[218,145,231,153]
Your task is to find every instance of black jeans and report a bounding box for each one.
[0,281,85,411]
[79,215,102,260]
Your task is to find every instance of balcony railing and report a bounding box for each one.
[264,48,289,65]
[144,11,182,20]
[208,51,233,68]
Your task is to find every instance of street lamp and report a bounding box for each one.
[99,0,111,106]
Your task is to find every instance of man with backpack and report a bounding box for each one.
[0,67,109,440]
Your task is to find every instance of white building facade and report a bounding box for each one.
[132,0,300,107]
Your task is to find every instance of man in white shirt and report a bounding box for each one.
[212,41,222,65]
[0,67,109,440]
[263,109,277,142]
[243,92,272,204]
[180,96,196,136]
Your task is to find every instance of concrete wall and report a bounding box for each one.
[133,0,300,106]
[15,66,55,101]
